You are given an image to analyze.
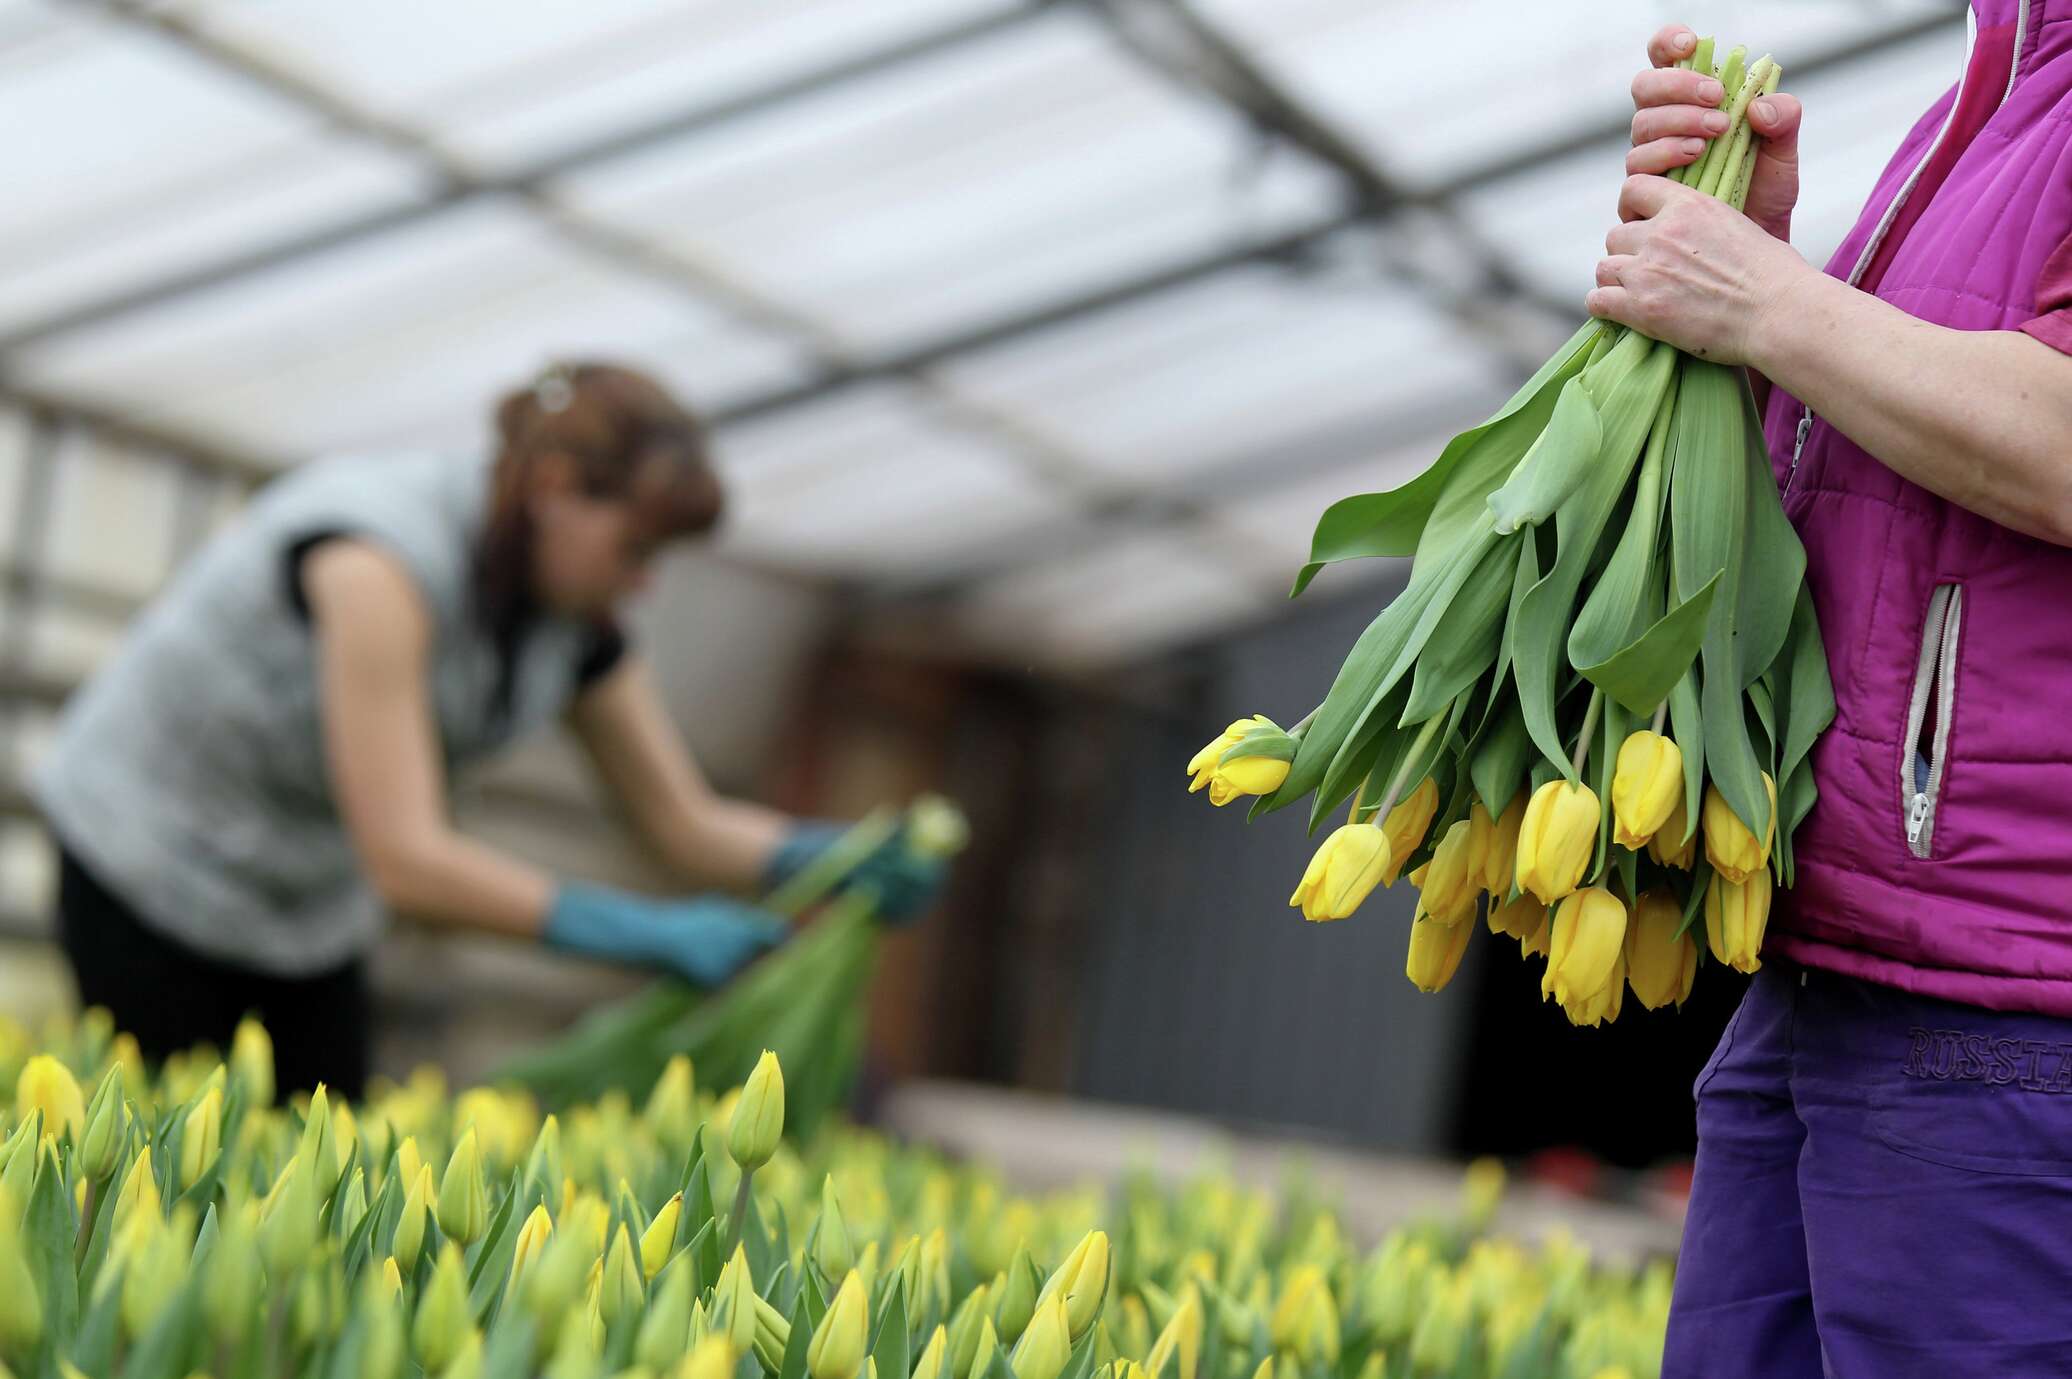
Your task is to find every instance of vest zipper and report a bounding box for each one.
[1903,584,1964,859]
[1782,4,2026,497]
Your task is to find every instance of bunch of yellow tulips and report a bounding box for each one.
[1186,35,1831,1026]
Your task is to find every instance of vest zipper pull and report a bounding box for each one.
[1784,409,1814,494]
[1906,790,1932,849]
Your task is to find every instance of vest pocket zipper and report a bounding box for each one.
[1902,584,1963,859]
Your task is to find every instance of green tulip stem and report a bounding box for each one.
[728,1165,757,1256]
[761,810,900,918]
[1651,701,1670,737]
[72,1176,96,1270]
[1370,711,1452,827]
[1571,687,1605,780]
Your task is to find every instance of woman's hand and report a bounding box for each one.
[764,821,946,925]
[543,884,786,987]
[1587,174,1818,366]
[1628,23,1803,242]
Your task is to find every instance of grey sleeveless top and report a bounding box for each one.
[34,452,604,976]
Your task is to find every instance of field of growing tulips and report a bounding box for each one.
[0,1012,1669,1379]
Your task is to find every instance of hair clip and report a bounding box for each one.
[535,363,574,414]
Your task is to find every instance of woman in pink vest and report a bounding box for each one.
[1596,8,2072,1376]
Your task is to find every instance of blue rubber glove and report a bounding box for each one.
[763,821,946,925]
[543,884,786,987]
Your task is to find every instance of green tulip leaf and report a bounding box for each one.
[1485,376,1604,535]
[1291,321,1603,595]
[1577,569,1721,719]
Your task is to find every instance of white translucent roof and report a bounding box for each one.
[0,0,1969,669]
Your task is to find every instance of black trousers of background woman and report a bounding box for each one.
[55,846,370,1100]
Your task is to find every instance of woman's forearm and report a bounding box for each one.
[365,829,556,938]
[650,796,789,895]
[1752,273,2072,545]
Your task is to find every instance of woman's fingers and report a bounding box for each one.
[1646,24,1697,68]
[1595,254,1638,288]
[1633,103,1730,144]
[1748,92,1804,153]
[1632,67,1725,113]
[1604,221,1647,256]
[1627,137,1708,177]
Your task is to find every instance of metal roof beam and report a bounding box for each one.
[0,1,1057,355]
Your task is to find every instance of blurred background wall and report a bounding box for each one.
[0,0,1967,1175]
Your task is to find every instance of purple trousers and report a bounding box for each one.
[1664,961,2072,1378]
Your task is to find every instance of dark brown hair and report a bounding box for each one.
[475,362,723,712]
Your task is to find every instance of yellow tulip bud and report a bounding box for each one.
[947,1285,993,1379]
[261,1157,320,1277]
[967,1317,1001,1379]
[1610,731,1684,848]
[436,1128,487,1245]
[727,1052,784,1171]
[1461,1157,1505,1227]
[202,1210,261,1343]
[1562,947,1627,1027]
[358,1273,406,1379]
[912,1327,950,1379]
[379,1257,403,1300]
[1379,778,1440,883]
[642,1193,683,1281]
[1516,780,1601,904]
[230,1017,275,1109]
[391,1164,433,1273]
[677,1337,736,1379]
[1407,1273,1471,1376]
[600,1224,645,1327]
[813,1176,854,1280]
[636,1256,697,1371]
[643,1056,697,1154]
[523,1116,562,1195]
[1703,776,1777,884]
[179,1086,224,1190]
[1037,1229,1109,1342]
[113,1147,158,1229]
[1267,1265,1339,1365]
[1540,887,1628,1007]
[508,1204,554,1292]
[1405,912,1475,994]
[1625,889,1697,1010]
[1706,868,1772,974]
[715,1246,760,1356]
[1483,792,1527,894]
[808,1271,869,1379]
[1420,818,1485,920]
[907,794,970,859]
[78,1065,127,1182]
[1648,788,1696,869]
[1144,1291,1201,1379]
[15,1056,84,1142]
[1486,892,1545,945]
[413,1244,472,1372]
[1011,1296,1072,1379]
[298,1085,335,1180]
[1186,717,1272,798]
[122,1208,189,1342]
[1288,824,1391,922]
[1206,752,1291,808]
[394,1137,424,1193]
[920,1228,953,1322]
[994,1243,1041,1343]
